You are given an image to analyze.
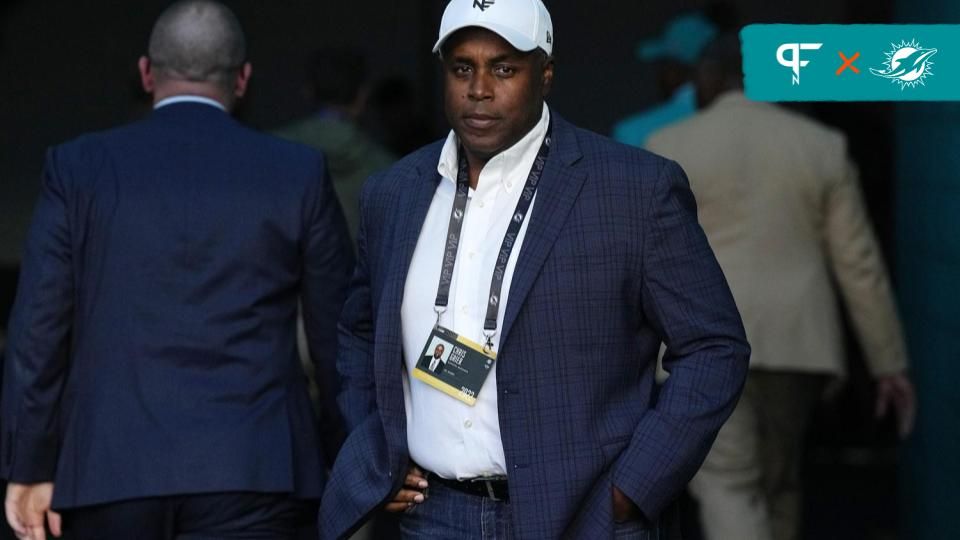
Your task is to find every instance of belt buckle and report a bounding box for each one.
[471,478,501,501]
[484,480,500,501]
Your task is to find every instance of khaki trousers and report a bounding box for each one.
[689,371,826,540]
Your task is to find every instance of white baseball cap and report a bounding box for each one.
[433,0,554,56]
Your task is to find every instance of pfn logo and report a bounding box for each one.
[777,43,823,85]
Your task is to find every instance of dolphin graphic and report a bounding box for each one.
[870,46,937,82]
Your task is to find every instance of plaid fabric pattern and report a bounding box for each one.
[320,113,749,539]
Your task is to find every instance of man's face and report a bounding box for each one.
[434,344,445,358]
[442,27,553,164]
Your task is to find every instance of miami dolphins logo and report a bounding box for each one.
[870,39,937,89]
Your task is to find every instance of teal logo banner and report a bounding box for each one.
[742,24,959,101]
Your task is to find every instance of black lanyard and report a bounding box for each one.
[434,120,553,351]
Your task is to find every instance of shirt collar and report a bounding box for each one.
[154,95,227,112]
[437,103,550,195]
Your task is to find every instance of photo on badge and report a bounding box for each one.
[419,335,455,375]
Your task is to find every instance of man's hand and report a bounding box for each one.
[875,371,916,439]
[5,482,61,539]
[612,485,642,523]
[384,465,429,512]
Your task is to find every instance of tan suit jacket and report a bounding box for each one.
[647,91,907,377]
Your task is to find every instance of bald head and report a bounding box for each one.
[147,1,246,92]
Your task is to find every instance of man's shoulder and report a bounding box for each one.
[651,96,846,148]
[564,119,676,178]
[648,98,851,180]
[44,126,124,172]
[47,115,330,193]
[129,113,325,165]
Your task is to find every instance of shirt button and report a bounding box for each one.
[468,252,476,260]
[506,182,513,189]
[461,306,469,314]
[464,419,473,429]
[478,201,485,208]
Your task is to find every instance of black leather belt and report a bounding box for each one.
[428,473,509,501]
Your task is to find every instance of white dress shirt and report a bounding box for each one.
[401,104,550,480]
[154,95,226,111]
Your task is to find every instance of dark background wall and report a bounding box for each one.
[0,0,893,265]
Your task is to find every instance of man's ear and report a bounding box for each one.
[234,62,253,98]
[541,55,555,97]
[138,56,155,94]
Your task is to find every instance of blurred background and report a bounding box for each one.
[0,1,956,539]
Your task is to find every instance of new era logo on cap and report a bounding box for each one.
[473,0,495,10]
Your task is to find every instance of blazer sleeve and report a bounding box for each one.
[610,159,751,519]
[335,177,379,433]
[1,148,75,483]
[300,155,355,465]
[822,159,908,376]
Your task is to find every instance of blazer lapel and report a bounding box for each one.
[375,151,441,436]
[388,171,440,295]
[499,113,586,349]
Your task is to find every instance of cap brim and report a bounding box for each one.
[433,22,539,54]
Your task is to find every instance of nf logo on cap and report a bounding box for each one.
[473,0,495,10]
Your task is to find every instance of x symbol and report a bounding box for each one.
[836,51,860,75]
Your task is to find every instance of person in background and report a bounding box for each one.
[647,34,916,540]
[1,2,353,538]
[612,12,717,149]
[274,47,395,242]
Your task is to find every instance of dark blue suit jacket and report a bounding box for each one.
[320,112,750,539]
[1,102,354,509]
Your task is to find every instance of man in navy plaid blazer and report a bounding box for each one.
[2,2,353,538]
[320,1,749,538]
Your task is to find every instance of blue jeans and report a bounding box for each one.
[614,518,656,540]
[398,482,513,539]
[398,482,652,539]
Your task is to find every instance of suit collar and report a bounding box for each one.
[149,101,234,124]
[154,95,227,112]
